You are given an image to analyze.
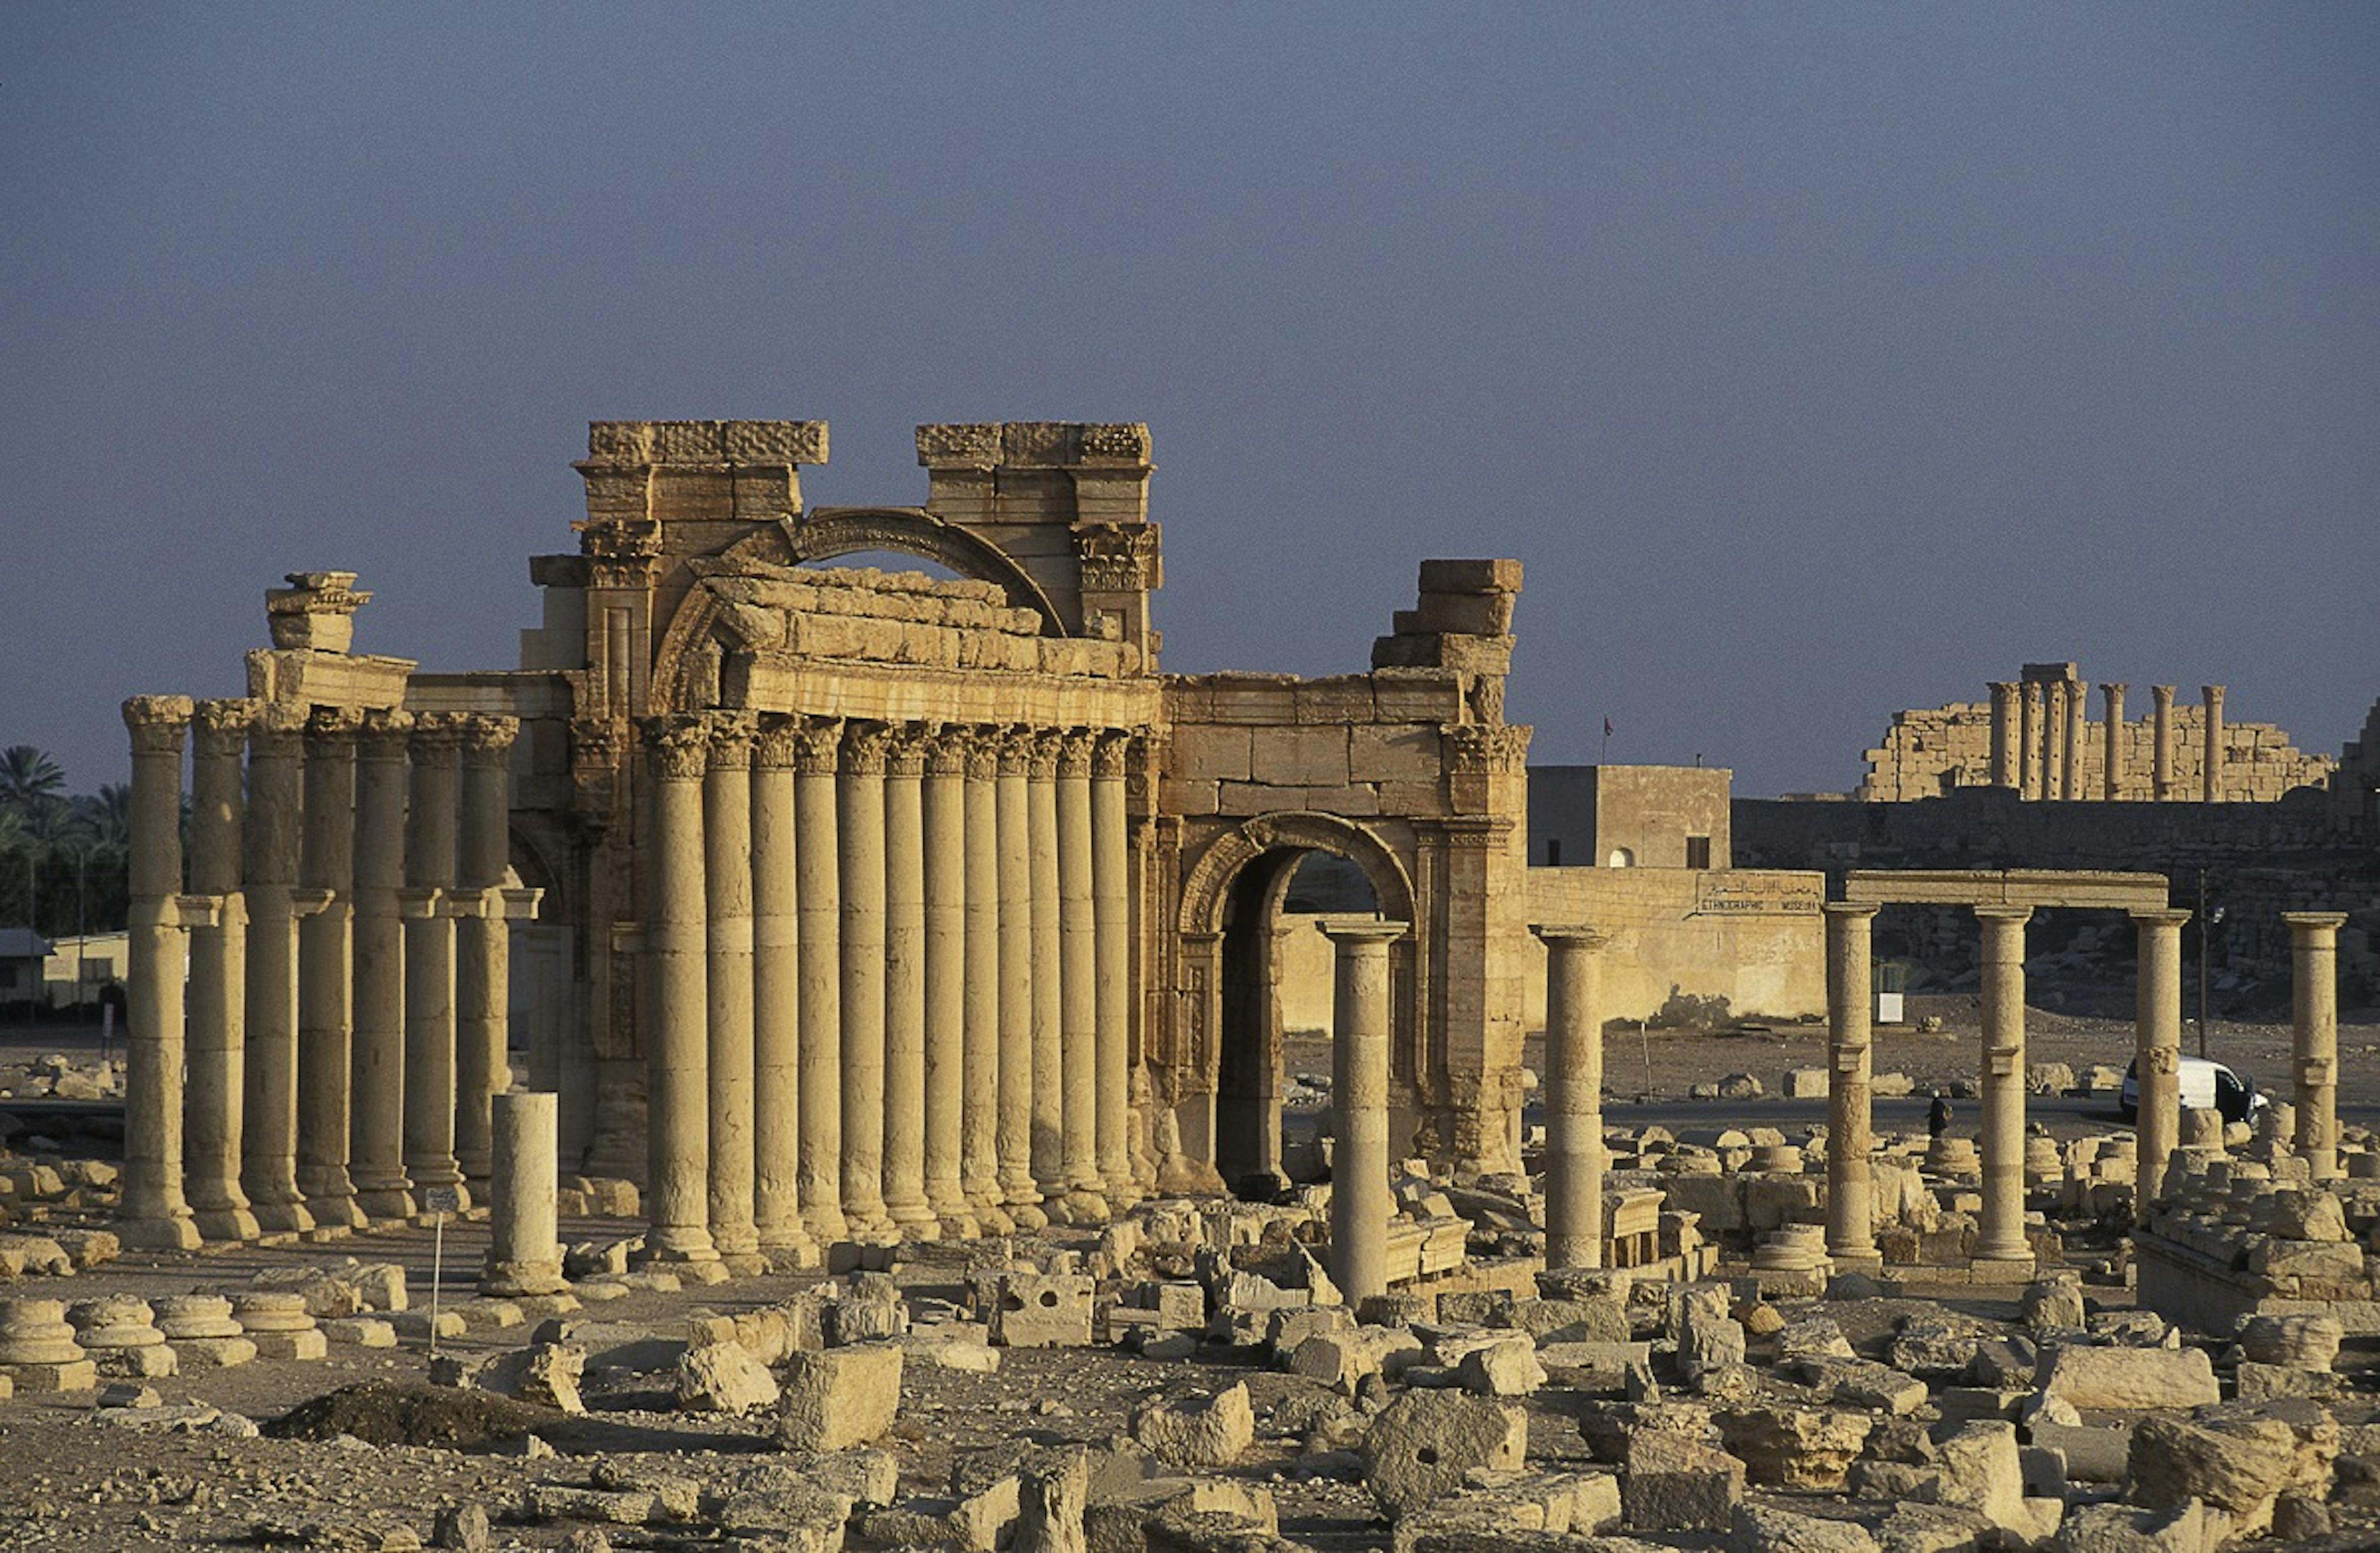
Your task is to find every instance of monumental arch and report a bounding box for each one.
[114,419,1535,1257]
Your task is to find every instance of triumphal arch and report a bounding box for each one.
[111,419,1535,1260]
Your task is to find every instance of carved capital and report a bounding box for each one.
[1022,728,1060,781]
[840,721,894,776]
[705,711,756,770]
[884,722,935,778]
[356,707,416,760]
[924,726,970,778]
[793,716,845,775]
[752,715,803,771]
[1444,723,1531,776]
[642,715,710,781]
[248,703,310,759]
[123,694,193,755]
[456,713,521,763]
[1075,523,1161,593]
[568,715,621,769]
[191,698,260,759]
[963,726,1001,782]
[1090,730,1134,779]
[1055,728,1096,778]
[303,705,365,756]
[409,711,469,759]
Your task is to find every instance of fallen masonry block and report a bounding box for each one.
[1286,1326,1420,1394]
[2052,1498,2233,1553]
[451,1341,586,1413]
[1717,1406,1873,1491]
[1389,1469,1620,1552]
[1533,1341,1650,1394]
[1088,1476,1278,1549]
[2237,1312,2342,1372]
[1361,1390,1529,1516]
[2127,1399,2340,1541]
[991,1271,1095,1349]
[322,1317,398,1349]
[776,1340,903,1451]
[1133,1382,1256,1470]
[529,1317,683,1371]
[1727,1502,1879,1552]
[676,1340,779,1412]
[1456,1333,1546,1397]
[2036,1344,2219,1412]
[828,1273,910,1344]
[1622,1429,1743,1532]
[1791,1356,1928,1416]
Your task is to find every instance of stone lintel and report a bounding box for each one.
[584,420,828,467]
[244,649,415,711]
[1842,868,2169,910]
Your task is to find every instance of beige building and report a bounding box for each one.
[1527,764,1731,870]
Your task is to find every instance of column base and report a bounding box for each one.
[802,1204,849,1244]
[765,1242,823,1274]
[718,1252,772,1278]
[1006,1200,1049,1232]
[936,1209,982,1241]
[1062,1189,1110,1227]
[355,1187,418,1222]
[249,1195,316,1235]
[118,1214,203,1252]
[193,1205,262,1243]
[1968,1253,2038,1283]
[637,1230,720,1267]
[1826,1247,1884,1274]
[479,1261,568,1298]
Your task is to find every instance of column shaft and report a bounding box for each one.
[2202,685,2226,802]
[1823,904,1879,1263]
[121,695,201,1250]
[793,720,846,1242]
[454,716,520,1200]
[2018,682,2042,799]
[349,709,414,1221]
[995,733,1045,1227]
[838,722,892,1233]
[2062,678,2085,799]
[1322,920,1405,1303]
[2131,908,2188,1215]
[1535,925,1608,1270]
[1091,733,1136,1205]
[481,1091,565,1295]
[1988,683,2018,789]
[2101,683,2127,801]
[2287,912,2348,1180]
[642,716,715,1262]
[881,727,936,1235]
[751,719,811,1258]
[1027,733,1069,1216]
[2151,685,2176,800]
[921,733,974,1235]
[296,708,364,1228]
[242,706,314,1233]
[187,699,259,1241]
[1974,906,2033,1267]
[402,717,466,1211]
[1056,732,1108,1223]
[703,715,760,1264]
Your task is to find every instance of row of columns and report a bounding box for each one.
[639,713,1143,1268]
[1987,680,2226,801]
[120,696,535,1252]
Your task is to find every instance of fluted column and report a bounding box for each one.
[1974,905,2033,1269]
[2061,678,2085,800]
[1321,919,1406,1304]
[242,705,315,1234]
[1092,732,1136,1207]
[960,730,1009,1231]
[792,718,846,1243]
[2131,908,2188,1216]
[750,718,812,1261]
[186,699,259,1241]
[641,716,715,1263]
[2286,912,2348,1181]
[1987,682,2018,789]
[2101,683,2127,801]
[838,721,893,1234]
[2018,681,2043,800]
[454,715,520,1201]
[2202,685,2226,802]
[921,729,975,1237]
[121,695,203,1250]
[1533,924,1608,1270]
[402,715,467,1212]
[1026,731,1070,1220]
[297,706,364,1230]
[882,725,937,1238]
[703,714,762,1269]
[349,708,414,1222]
[2151,684,2176,800]
[1055,731,1108,1225]
[995,729,1046,1228]
[1823,903,1880,1265]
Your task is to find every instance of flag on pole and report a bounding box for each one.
[1603,717,1613,737]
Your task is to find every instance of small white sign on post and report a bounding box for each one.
[421,1186,462,1356]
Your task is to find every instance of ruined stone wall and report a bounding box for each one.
[1861,696,2334,802]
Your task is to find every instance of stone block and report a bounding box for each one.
[777,1341,903,1451]
[1726,1503,1879,1552]
[1782,1068,1829,1100]
[1131,1381,1255,1469]
[1361,1391,1529,1516]
[990,1271,1094,1348]
[1621,1428,1743,1532]
[2128,1400,2339,1540]
[676,1340,780,1412]
[2036,1344,2218,1411]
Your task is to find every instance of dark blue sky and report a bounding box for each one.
[6,4,2374,795]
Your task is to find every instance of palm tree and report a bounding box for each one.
[0,746,65,816]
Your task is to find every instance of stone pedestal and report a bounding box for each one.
[187,698,261,1242]
[641,717,716,1264]
[153,1294,255,1368]
[351,708,415,1222]
[296,706,365,1231]
[2285,912,2348,1181]
[2132,908,2189,1215]
[0,1297,95,1392]
[482,1091,567,1296]
[231,1291,325,1361]
[1321,919,1407,1304]
[1822,902,1882,1268]
[1973,906,2034,1273]
[1533,924,1608,1270]
[703,716,762,1268]
[69,1296,175,1378]
[793,719,847,1244]
[403,716,468,1214]
[242,705,315,1235]
[121,695,204,1251]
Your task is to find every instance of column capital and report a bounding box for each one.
[304,705,365,754]
[191,697,260,758]
[924,726,970,778]
[2202,684,2226,701]
[2129,907,2191,928]
[963,727,1001,782]
[1530,923,1609,950]
[1988,680,2019,696]
[1822,901,1882,923]
[792,716,844,775]
[995,725,1037,776]
[752,715,802,771]
[1090,729,1133,778]
[1021,727,1061,781]
[704,711,756,770]
[2151,683,2175,704]
[1055,728,1096,778]
[841,719,894,776]
[1972,904,2034,926]
[2282,911,2349,936]
[1317,917,1409,946]
[884,722,933,776]
[409,710,470,760]
[456,713,521,764]
[357,707,416,760]
[249,702,310,757]
[2101,681,2127,699]
[640,714,710,781]
[123,694,193,753]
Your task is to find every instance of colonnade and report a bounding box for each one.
[119,696,538,1251]
[1988,680,2226,801]
[638,713,1142,1266]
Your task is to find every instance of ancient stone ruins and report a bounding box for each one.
[6,417,2378,1551]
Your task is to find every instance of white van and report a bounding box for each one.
[2118,1056,2266,1125]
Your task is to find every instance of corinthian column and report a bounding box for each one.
[2131,908,2187,1215]
[2151,685,2176,800]
[297,706,365,1230]
[1532,924,1608,1270]
[454,715,520,1202]
[703,714,762,1270]
[2018,682,2042,800]
[1026,731,1070,1221]
[641,715,715,1263]
[921,729,976,1237]
[349,708,415,1222]
[960,730,1009,1231]
[1988,682,2018,789]
[121,695,203,1250]
[2202,685,2226,802]
[995,729,1045,1228]
[838,721,893,1235]
[1320,918,1406,1304]
[794,718,846,1243]
[402,715,467,1212]
[750,717,812,1262]
[881,725,937,1238]
[2286,912,2348,1180]
[1822,903,1881,1267]
[1973,905,2034,1273]
[242,705,315,1234]
[186,698,260,1241]
[2101,683,2127,801]
[2061,677,2085,800]
[1092,731,1136,1207]
[1056,731,1108,1225]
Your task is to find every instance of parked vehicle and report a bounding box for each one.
[2118,1055,2265,1124]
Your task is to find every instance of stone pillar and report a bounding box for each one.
[838,721,893,1234]
[2018,682,2043,799]
[2101,683,2127,801]
[995,729,1046,1228]
[2131,908,2189,1215]
[480,1091,565,1296]
[2041,681,2064,799]
[1092,732,1136,1207]
[881,725,937,1238]
[1532,924,1608,1270]
[1026,731,1069,1219]
[921,729,976,1237]
[454,715,520,1202]
[1973,905,2034,1271]
[792,718,846,1243]
[121,695,203,1251]
[960,731,1009,1231]
[1823,902,1882,1266]
[1320,919,1405,1304]
[2151,685,2176,800]
[1056,731,1108,1225]
[2062,677,2085,800]
[348,708,414,1222]
[2286,912,2348,1181]
[2202,685,2226,802]
[186,699,260,1241]
[402,716,467,1213]
[703,714,762,1270]
[1988,682,2019,789]
[242,705,315,1234]
[749,718,811,1262]
[640,716,715,1263]
[296,706,364,1230]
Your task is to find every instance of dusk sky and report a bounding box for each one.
[6,5,2374,797]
